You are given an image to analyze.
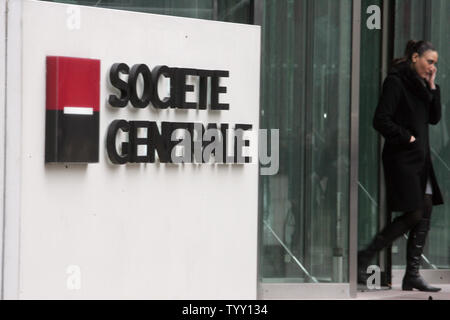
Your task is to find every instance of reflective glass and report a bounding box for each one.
[260,0,352,283]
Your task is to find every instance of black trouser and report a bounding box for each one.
[394,194,432,232]
[379,194,433,245]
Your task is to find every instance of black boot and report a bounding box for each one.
[402,218,441,292]
[358,217,410,285]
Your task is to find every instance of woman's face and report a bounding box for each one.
[412,50,439,80]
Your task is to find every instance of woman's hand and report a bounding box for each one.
[410,136,416,143]
[427,65,437,89]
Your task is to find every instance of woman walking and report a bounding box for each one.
[358,40,444,292]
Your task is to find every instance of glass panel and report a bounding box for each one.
[260,0,351,283]
[44,0,214,18]
[358,0,381,251]
[218,0,253,23]
[41,0,253,23]
[392,0,450,270]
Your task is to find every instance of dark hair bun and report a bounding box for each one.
[391,40,436,67]
[405,40,435,60]
[405,40,418,57]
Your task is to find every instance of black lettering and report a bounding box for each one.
[129,121,151,163]
[129,64,153,108]
[149,121,170,163]
[169,68,182,108]
[151,65,172,109]
[211,70,229,110]
[108,63,130,108]
[235,124,252,163]
[107,120,131,164]
[180,68,198,109]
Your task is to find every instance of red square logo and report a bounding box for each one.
[45,56,100,163]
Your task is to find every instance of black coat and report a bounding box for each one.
[373,61,444,212]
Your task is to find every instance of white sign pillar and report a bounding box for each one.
[2,0,261,300]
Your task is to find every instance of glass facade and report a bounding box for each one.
[40,0,450,294]
[43,0,253,23]
[259,0,351,283]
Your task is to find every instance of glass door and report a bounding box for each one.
[259,0,352,285]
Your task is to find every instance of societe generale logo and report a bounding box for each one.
[45,56,100,163]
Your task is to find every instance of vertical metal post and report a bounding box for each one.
[212,0,218,20]
[254,0,263,298]
[253,0,262,26]
[0,0,7,300]
[379,0,395,287]
[349,0,362,298]
[303,0,315,282]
